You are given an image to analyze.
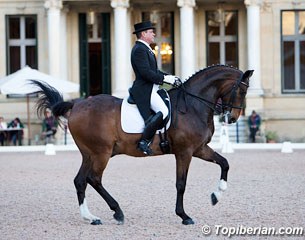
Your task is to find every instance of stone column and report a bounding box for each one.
[111,0,130,97]
[60,6,69,81]
[177,0,196,81]
[245,0,263,95]
[44,0,62,78]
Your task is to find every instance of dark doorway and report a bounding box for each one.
[89,43,102,96]
[79,13,111,97]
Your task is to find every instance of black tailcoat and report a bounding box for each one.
[129,41,166,121]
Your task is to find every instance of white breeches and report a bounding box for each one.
[150,84,168,120]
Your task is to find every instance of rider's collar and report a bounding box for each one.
[137,40,153,51]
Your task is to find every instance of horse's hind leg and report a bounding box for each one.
[87,154,124,225]
[193,145,229,205]
[74,154,102,225]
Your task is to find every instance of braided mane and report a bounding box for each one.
[184,64,240,82]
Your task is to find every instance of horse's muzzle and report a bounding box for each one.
[221,111,236,124]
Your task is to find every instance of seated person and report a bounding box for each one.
[0,116,8,146]
[7,117,24,146]
[41,109,58,144]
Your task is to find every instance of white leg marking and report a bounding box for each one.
[218,179,227,192]
[79,198,100,223]
[213,180,228,202]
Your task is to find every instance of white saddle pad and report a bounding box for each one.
[121,97,171,134]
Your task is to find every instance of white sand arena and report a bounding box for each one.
[0,150,304,239]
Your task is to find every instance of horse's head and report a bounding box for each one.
[220,70,253,124]
[177,66,253,124]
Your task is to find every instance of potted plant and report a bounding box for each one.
[265,131,278,143]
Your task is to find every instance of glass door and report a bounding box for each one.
[143,12,175,74]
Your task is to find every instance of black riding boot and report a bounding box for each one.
[137,111,164,155]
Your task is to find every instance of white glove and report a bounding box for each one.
[163,75,182,88]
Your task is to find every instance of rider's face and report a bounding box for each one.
[142,29,155,44]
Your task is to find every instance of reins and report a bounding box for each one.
[173,74,248,128]
[182,73,248,111]
[179,83,220,113]
[173,84,220,128]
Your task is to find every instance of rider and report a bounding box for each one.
[129,20,181,155]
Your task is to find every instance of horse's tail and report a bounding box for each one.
[30,80,74,122]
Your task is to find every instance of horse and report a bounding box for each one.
[31,65,253,225]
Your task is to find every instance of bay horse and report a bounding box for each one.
[32,65,253,225]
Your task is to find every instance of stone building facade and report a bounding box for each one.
[0,0,304,142]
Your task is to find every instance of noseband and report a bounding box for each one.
[220,76,249,113]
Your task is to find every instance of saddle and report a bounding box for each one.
[121,88,171,153]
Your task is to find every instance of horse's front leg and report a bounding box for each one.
[175,152,194,225]
[193,145,229,205]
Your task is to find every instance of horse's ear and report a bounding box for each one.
[243,70,254,79]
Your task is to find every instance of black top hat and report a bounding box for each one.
[133,21,155,34]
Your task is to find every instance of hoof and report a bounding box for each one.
[182,218,194,225]
[116,220,124,225]
[113,211,124,224]
[91,219,102,225]
[211,193,218,206]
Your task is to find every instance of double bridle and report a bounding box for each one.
[219,76,249,112]
[178,74,249,117]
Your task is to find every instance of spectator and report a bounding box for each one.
[41,109,58,144]
[248,110,261,143]
[7,117,24,145]
[0,116,8,146]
